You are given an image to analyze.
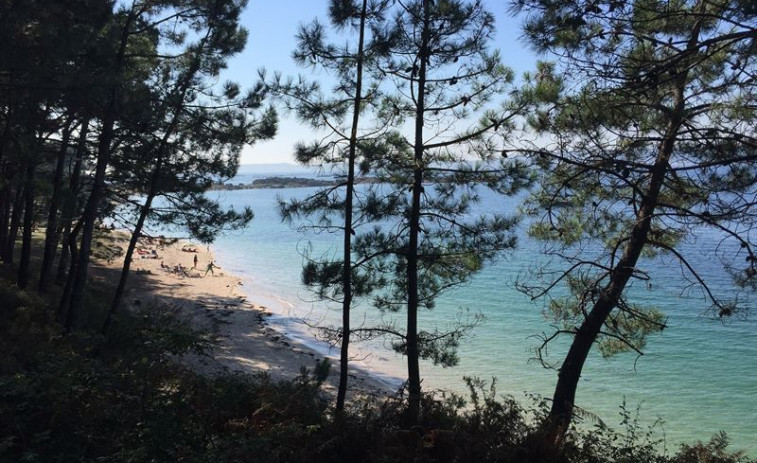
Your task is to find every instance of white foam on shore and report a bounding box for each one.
[212,246,406,392]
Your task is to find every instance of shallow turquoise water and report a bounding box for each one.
[205,184,756,454]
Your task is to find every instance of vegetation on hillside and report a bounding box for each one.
[1,281,753,463]
[0,0,754,460]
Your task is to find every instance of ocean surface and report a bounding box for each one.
[199,166,755,454]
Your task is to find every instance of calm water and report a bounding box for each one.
[204,176,756,454]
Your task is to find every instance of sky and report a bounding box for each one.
[225,1,540,165]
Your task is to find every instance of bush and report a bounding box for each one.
[673,433,751,463]
[1,280,753,463]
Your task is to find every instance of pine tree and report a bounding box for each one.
[276,0,394,411]
[510,0,757,446]
[0,0,110,288]
[59,2,151,329]
[102,0,276,332]
[52,0,272,330]
[358,0,532,421]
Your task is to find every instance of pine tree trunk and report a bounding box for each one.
[59,219,81,328]
[544,284,623,444]
[335,0,369,413]
[404,0,432,424]
[63,13,134,329]
[39,120,74,292]
[4,188,24,264]
[66,116,114,328]
[56,118,88,286]
[0,188,11,260]
[103,166,160,333]
[103,195,151,333]
[104,22,211,331]
[56,224,71,284]
[17,158,37,289]
[543,72,689,446]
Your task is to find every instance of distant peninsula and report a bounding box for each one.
[212,176,380,190]
[211,176,337,190]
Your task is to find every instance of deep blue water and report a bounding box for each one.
[203,180,756,454]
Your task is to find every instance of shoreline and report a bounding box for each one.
[93,231,757,455]
[210,246,410,391]
[97,231,397,401]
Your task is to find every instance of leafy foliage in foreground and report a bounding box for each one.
[0,282,752,463]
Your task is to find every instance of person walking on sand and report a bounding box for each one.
[205,261,219,276]
[193,254,198,269]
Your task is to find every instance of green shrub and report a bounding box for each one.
[673,433,751,463]
[1,279,754,463]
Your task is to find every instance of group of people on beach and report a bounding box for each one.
[136,236,219,278]
[143,235,170,250]
[137,248,159,259]
[191,253,219,275]
[160,261,192,277]
[159,255,218,278]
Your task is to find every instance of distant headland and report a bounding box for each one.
[212,175,378,190]
[212,176,337,190]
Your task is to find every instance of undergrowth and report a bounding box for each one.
[0,280,752,463]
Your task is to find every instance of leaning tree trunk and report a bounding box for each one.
[65,115,115,328]
[103,159,162,333]
[63,13,133,329]
[543,69,690,447]
[56,118,88,286]
[104,22,214,331]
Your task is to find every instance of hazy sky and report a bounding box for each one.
[227,1,539,164]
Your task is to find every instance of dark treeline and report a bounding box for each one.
[0,0,275,331]
[1,0,756,461]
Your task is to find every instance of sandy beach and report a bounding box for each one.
[97,232,393,401]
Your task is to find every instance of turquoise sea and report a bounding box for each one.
[202,166,755,454]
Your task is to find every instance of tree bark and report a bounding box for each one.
[0,188,11,260]
[543,61,692,446]
[63,12,134,329]
[404,0,432,424]
[56,118,88,285]
[335,0,368,413]
[103,161,161,333]
[3,188,24,264]
[39,119,74,292]
[17,154,37,289]
[59,219,81,329]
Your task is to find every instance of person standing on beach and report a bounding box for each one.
[193,254,198,269]
[205,261,218,276]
